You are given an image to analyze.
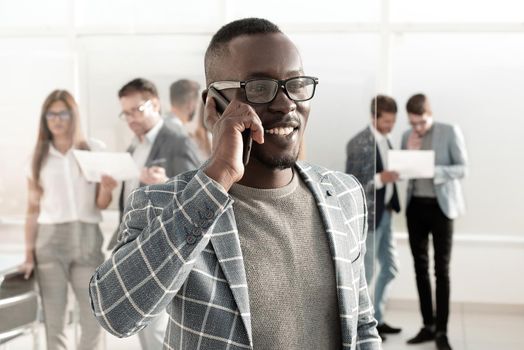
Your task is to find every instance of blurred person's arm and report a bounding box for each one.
[21,178,41,279]
[96,175,118,209]
[434,125,468,185]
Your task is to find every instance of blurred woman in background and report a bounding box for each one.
[20,90,116,350]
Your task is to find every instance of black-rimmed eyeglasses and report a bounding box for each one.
[208,76,319,104]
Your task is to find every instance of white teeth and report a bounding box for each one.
[266,127,295,136]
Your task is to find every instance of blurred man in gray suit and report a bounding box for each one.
[346,95,402,341]
[110,78,201,349]
[402,94,468,350]
[167,79,209,162]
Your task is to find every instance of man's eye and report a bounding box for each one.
[287,79,308,92]
[253,84,267,92]
[287,82,303,91]
[248,83,268,95]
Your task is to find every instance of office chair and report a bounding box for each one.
[0,268,40,349]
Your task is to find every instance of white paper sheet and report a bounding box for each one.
[73,150,139,182]
[387,150,435,179]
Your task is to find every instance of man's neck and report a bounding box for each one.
[238,158,294,189]
[171,107,189,124]
[137,119,160,142]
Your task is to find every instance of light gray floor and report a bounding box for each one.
[3,303,524,350]
[379,304,524,350]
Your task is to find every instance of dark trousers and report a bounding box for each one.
[406,197,453,333]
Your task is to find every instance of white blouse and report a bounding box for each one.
[35,144,102,224]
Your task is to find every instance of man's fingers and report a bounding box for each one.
[222,103,264,144]
[246,115,264,145]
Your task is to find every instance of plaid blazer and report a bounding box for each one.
[89,161,382,350]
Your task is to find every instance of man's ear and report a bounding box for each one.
[151,97,161,112]
[201,90,208,104]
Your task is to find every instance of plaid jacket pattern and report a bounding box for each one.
[89,161,382,349]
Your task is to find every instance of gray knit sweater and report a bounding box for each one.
[230,173,342,349]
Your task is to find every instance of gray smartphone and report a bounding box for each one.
[208,87,252,166]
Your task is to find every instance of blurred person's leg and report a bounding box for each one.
[36,225,69,350]
[374,210,399,324]
[137,313,169,349]
[407,199,434,328]
[431,207,453,334]
[70,222,105,350]
[70,263,103,350]
[364,226,376,295]
[36,261,69,350]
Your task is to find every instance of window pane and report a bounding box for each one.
[228,0,380,24]
[0,38,76,217]
[80,35,209,154]
[290,33,379,171]
[0,0,69,28]
[391,33,524,236]
[391,0,524,23]
[133,0,223,28]
[75,0,134,29]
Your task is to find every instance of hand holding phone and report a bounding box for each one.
[208,87,252,166]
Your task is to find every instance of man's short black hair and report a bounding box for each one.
[406,93,429,115]
[204,18,282,85]
[371,95,398,118]
[118,78,159,99]
[169,79,200,106]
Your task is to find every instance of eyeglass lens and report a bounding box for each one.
[244,77,316,103]
[45,111,71,120]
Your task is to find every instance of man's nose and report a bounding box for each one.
[268,87,297,114]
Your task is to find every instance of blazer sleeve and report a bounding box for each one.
[89,170,232,337]
[434,125,468,185]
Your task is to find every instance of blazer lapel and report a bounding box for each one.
[209,208,253,344]
[145,124,167,166]
[295,162,360,337]
[431,122,441,154]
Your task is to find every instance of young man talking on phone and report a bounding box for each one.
[90,19,381,350]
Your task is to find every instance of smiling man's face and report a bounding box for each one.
[214,33,311,170]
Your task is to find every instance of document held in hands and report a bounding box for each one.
[387,150,435,179]
[73,150,139,182]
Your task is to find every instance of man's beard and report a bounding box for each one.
[251,146,299,170]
